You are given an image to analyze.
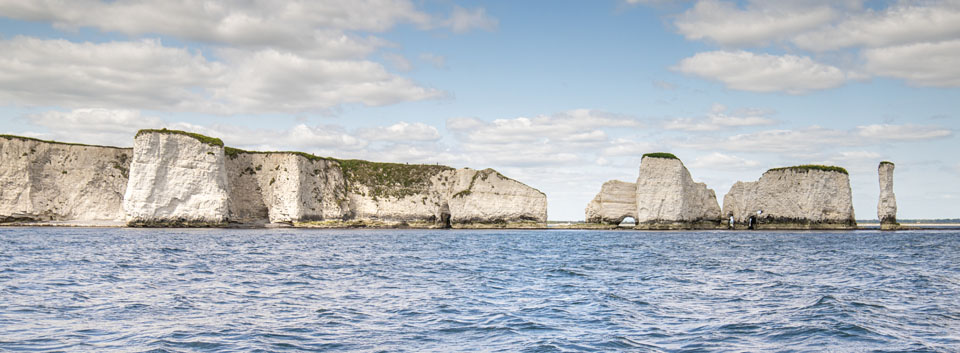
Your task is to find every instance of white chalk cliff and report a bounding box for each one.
[722,166,856,229]
[0,135,130,223]
[584,154,721,229]
[878,161,898,230]
[123,130,230,225]
[0,130,546,227]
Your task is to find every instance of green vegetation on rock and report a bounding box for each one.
[767,165,848,175]
[136,129,224,147]
[880,161,895,166]
[642,152,680,160]
[0,134,127,149]
[334,159,453,199]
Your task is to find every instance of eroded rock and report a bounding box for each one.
[878,161,898,230]
[722,166,856,230]
[585,180,637,225]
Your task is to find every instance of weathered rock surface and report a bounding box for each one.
[583,153,721,229]
[585,180,637,225]
[226,150,348,224]
[634,155,722,229]
[343,165,547,227]
[878,161,898,230]
[722,166,856,230]
[122,130,230,226]
[0,135,130,223]
[1,130,547,228]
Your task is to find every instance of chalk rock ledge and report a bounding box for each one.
[722,165,856,230]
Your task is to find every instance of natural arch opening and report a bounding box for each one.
[618,217,637,227]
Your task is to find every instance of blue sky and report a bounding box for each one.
[1,0,958,221]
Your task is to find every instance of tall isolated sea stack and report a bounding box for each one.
[722,165,856,230]
[585,153,721,229]
[878,161,898,230]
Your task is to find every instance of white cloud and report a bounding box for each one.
[793,2,960,52]
[357,121,441,142]
[689,152,759,170]
[674,50,849,94]
[600,138,658,157]
[0,37,442,114]
[382,53,413,72]
[27,108,163,146]
[856,124,953,140]
[446,109,643,166]
[677,123,953,154]
[443,6,498,33]
[675,0,836,46]
[863,40,960,87]
[419,53,447,69]
[664,104,775,131]
[0,0,430,57]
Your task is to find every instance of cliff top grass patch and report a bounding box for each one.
[768,165,849,175]
[0,134,128,149]
[335,159,453,199]
[136,128,224,147]
[880,161,895,166]
[642,152,679,160]
[224,147,331,162]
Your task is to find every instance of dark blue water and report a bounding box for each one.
[1,228,959,352]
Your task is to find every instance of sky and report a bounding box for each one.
[0,0,958,221]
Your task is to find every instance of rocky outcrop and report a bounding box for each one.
[0,135,130,223]
[122,130,230,226]
[585,180,637,225]
[722,165,856,230]
[341,163,546,228]
[225,150,348,224]
[878,161,898,230]
[634,154,722,229]
[583,153,721,229]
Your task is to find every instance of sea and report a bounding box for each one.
[1,227,958,352]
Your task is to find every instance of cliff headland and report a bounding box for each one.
[2,130,547,228]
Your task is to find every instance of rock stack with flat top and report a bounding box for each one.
[878,161,899,230]
[722,165,856,230]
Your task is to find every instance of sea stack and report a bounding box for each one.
[584,153,721,229]
[878,161,898,230]
[585,180,637,225]
[722,165,856,230]
[122,129,230,226]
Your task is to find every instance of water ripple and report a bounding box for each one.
[1,228,959,351]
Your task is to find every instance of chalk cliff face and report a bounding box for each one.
[878,161,898,230]
[0,135,130,223]
[634,155,721,229]
[226,150,348,224]
[344,166,546,227]
[1,130,547,227]
[585,180,637,225]
[722,166,856,230]
[122,131,230,226]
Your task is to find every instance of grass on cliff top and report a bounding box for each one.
[335,159,454,199]
[136,128,224,147]
[767,165,848,175]
[0,134,128,149]
[880,161,895,166]
[224,147,331,162]
[642,152,680,160]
